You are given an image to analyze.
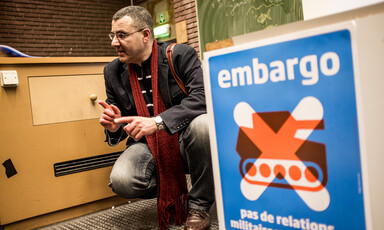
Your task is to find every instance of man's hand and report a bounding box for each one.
[98,100,122,133]
[114,116,158,141]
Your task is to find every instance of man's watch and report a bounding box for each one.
[154,115,165,131]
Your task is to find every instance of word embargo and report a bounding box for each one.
[217,52,340,87]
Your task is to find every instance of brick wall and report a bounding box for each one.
[0,0,128,57]
[172,0,200,55]
[0,0,200,57]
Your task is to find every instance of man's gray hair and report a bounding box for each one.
[113,6,154,38]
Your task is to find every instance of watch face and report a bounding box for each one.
[155,116,164,130]
[155,116,162,123]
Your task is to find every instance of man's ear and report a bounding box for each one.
[142,29,151,42]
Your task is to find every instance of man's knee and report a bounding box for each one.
[109,168,135,198]
[184,114,209,140]
[109,170,156,199]
[109,143,157,199]
[180,114,211,164]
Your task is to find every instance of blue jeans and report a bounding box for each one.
[109,114,215,210]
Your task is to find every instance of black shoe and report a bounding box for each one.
[184,209,210,230]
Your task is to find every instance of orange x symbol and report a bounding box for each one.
[239,111,325,191]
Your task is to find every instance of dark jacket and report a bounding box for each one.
[103,41,206,145]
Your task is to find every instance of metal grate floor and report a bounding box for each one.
[37,199,219,230]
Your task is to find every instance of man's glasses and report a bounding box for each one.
[108,28,145,41]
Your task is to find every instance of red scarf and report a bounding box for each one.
[128,42,189,229]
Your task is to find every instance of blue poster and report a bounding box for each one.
[206,29,366,229]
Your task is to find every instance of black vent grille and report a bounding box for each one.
[54,151,123,177]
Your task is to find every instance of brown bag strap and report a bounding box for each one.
[166,43,189,95]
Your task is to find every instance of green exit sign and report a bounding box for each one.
[159,12,166,23]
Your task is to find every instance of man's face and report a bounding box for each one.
[110,16,145,64]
